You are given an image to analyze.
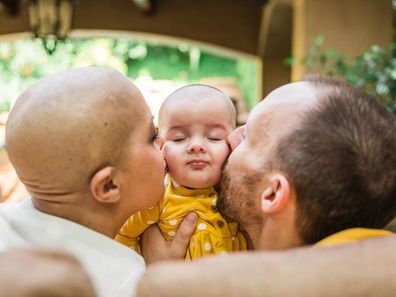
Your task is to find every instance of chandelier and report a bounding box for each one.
[28,0,75,54]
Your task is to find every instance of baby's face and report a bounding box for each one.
[160,98,235,189]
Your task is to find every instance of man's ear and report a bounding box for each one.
[260,174,290,214]
[90,166,120,203]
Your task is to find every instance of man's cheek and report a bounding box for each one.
[226,151,239,172]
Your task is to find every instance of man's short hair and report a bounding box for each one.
[276,76,396,244]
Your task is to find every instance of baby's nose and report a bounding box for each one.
[188,139,206,153]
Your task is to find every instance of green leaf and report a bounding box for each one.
[314,35,325,47]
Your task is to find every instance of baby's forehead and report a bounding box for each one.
[164,95,229,112]
[160,99,234,125]
[167,87,227,104]
[165,117,230,129]
[158,85,236,128]
[165,84,234,108]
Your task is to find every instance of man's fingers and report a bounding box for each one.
[141,224,164,245]
[170,212,198,258]
[141,213,197,263]
[141,224,167,264]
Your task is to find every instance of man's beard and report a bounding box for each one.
[217,167,238,221]
[217,165,263,228]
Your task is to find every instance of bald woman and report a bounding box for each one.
[0,67,196,297]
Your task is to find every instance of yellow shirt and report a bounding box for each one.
[315,228,393,247]
[116,181,247,260]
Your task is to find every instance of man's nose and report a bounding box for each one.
[228,125,245,151]
[187,138,206,153]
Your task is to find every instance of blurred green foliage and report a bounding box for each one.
[301,35,396,114]
[0,38,259,113]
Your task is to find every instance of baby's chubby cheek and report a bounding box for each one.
[161,142,169,155]
[161,143,171,161]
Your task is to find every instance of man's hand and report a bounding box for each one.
[137,236,396,297]
[0,248,96,297]
[141,212,198,264]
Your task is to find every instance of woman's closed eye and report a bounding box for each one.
[151,127,160,142]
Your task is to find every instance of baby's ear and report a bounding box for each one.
[90,166,120,203]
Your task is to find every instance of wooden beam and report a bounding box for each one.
[0,0,21,16]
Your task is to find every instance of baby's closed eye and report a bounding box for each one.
[207,136,224,141]
[172,136,187,142]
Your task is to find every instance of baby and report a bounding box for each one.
[116,84,246,260]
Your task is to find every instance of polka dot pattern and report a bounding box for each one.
[197,223,207,230]
[169,219,178,226]
[204,242,212,251]
[116,182,247,261]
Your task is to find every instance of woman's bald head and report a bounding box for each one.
[6,67,149,198]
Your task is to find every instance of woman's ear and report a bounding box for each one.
[260,174,290,214]
[90,166,120,203]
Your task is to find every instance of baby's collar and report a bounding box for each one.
[168,177,216,197]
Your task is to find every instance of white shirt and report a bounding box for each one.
[0,198,145,297]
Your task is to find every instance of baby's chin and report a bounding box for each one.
[171,175,220,189]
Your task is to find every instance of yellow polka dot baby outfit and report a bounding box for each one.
[116,180,247,260]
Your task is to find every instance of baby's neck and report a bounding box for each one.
[169,178,214,191]
[168,181,216,199]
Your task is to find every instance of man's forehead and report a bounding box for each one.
[249,81,317,119]
[244,81,318,145]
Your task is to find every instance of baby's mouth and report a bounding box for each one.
[187,160,208,170]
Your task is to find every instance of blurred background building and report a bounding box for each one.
[0,0,393,206]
